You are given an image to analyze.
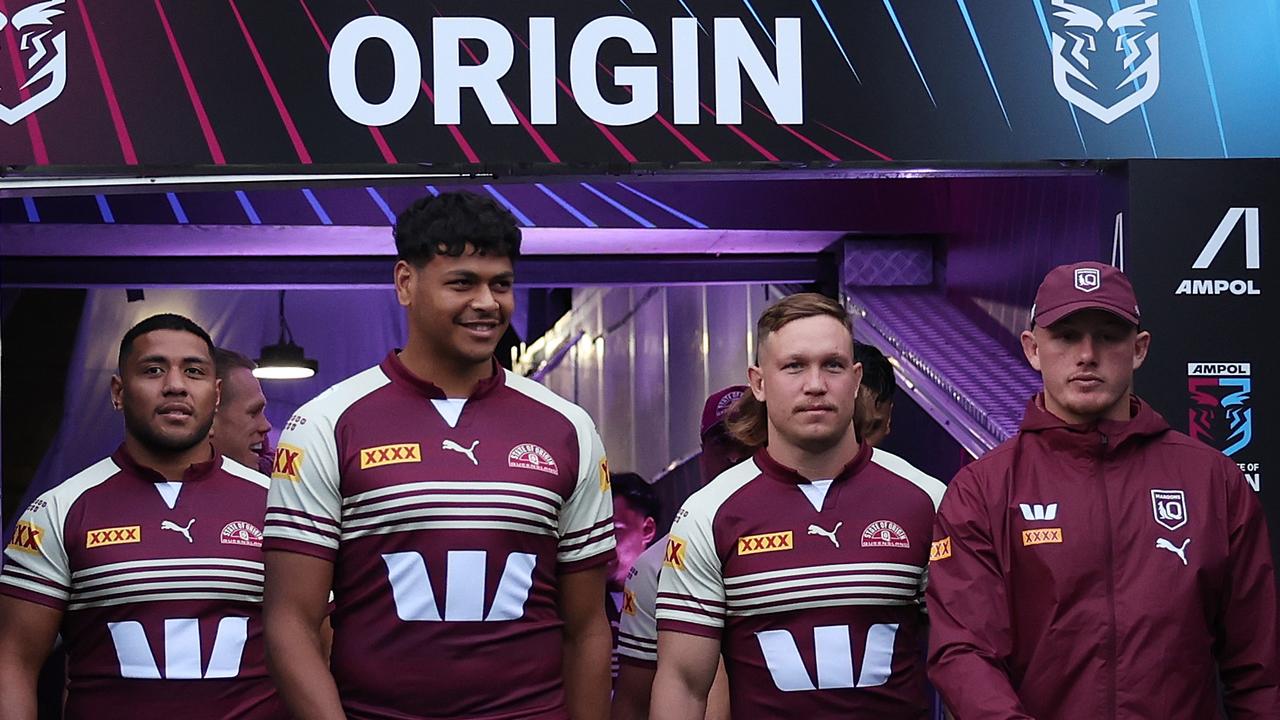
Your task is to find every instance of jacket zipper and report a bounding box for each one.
[1098,432,1118,720]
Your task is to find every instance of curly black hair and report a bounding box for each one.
[393,191,522,267]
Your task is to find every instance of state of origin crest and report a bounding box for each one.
[0,0,67,125]
[1049,0,1160,124]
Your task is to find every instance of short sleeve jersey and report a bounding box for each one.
[0,448,283,720]
[656,447,945,719]
[616,533,666,667]
[264,352,615,720]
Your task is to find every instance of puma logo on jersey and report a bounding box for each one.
[442,439,479,465]
[161,519,195,543]
[807,522,843,548]
[1156,537,1191,566]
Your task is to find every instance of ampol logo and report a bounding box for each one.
[508,443,558,475]
[0,0,68,125]
[1049,0,1160,124]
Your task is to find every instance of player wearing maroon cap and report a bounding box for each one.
[652,294,943,719]
[612,386,750,720]
[0,314,284,720]
[928,261,1280,719]
[262,191,615,720]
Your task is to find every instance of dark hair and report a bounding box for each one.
[854,342,896,405]
[727,293,853,448]
[611,472,659,521]
[118,314,215,370]
[393,191,522,267]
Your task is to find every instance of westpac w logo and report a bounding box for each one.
[1050,0,1160,124]
[383,550,537,622]
[1019,503,1059,521]
[756,623,898,692]
[108,617,248,679]
[0,0,68,125]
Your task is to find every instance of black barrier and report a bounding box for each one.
[3,1,1279,168]
[1127,159,1277,564]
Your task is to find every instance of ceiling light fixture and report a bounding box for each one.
[254,290,318,380]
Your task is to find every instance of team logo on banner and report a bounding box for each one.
[1049,0,1160,124]
[1187,362,1253,457]
[0,0,68,125]
[1150,489,1187,531]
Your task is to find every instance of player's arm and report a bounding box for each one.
[1215,465,1280,718]
[0,596,61,720]
[559,565,612,720]
[652,631,721,720]
[263,551,344,720]
[926,468,1036,720]
[611,661,655,720]
[704,657,731,720]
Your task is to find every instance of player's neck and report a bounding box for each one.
[398,343,494,398]
[124,436,213,482]
[766,427,860,481]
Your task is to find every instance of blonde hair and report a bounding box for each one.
[725,293,853,447]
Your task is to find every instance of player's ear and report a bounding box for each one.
[393,260,416,307]
[110,374,124,411]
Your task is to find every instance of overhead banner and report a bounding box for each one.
[2,1,1279,168]
[1126,159,1277,562]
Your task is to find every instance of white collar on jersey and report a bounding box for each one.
[798,478,835,512]
[430,398,468,428]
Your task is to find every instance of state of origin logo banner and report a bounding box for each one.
[1126,159,1278,561]
[3,0,1280,168]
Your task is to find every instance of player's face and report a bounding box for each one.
[112,329,218,455]
[397,249,515,368]
[211,366,271,469]
[751,315,861,455]
[608,498,655,587]
[1021,309,1150,425]
[699,431,753,484]
[854,394,893,448]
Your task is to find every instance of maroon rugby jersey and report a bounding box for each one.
[656,446,944,719]
[264,352,615,720]
[0,447,282,720]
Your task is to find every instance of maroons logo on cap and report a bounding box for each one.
[220,521,263,547]
[508,443,559,475]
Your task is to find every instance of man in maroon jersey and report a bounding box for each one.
[211,347,273,474]
[263,191,615,720]
[0,313,284,720]
[927,262,1280,718]
[652,294,943,719]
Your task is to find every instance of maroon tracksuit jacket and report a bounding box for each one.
[927,394,1280,719]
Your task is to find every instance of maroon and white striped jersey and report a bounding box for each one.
[656,447,944,719]
[0,447,282,720]
[264,352,615,720]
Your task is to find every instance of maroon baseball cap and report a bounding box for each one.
[1030,261,1141,327]
[701,385,748,437]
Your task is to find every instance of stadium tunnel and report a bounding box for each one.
[1,162,1125,524]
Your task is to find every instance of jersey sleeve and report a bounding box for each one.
[617,541,664,666]
[655,499,725,640]
[1,492,72,610]
[263,407,343,562]
[556,426,616,572]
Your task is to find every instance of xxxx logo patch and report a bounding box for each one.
[8,521,43,554]
[272,443,304,482]
[664,535,688,571]
[1022,528,1064,547]
[622,587,637,616]
[737,531,793,556]
[930,536,952,562]
[86,525,141,549]
[360,443,421,470]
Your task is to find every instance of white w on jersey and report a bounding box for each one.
[382,550,537,622]
[108,617,248,679]
[757,623,899,692]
